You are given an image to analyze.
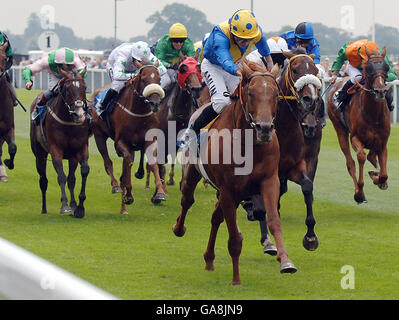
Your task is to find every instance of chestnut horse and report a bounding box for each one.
[327,47,391,203]
[30,69,90,218]
[253,49,323,253]
[172,60,297,285]
[90,64,166,214]
[141,57,203,190]
[0,41,17,182]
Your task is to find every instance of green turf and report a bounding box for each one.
[0,89,398,300]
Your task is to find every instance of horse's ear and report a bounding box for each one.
[194,50,200,61]
[196,64,201,74]
[283,50,294,60]
[381,46,387,58]
[309,54,316,61]
[59,67,71,79]
[270,63,280,78]
[134,59,143,69]
[179,64,188,74]
[240,59,252,81]
[1,41,8,51]
[365,45,371,58]
[154,59,160,67]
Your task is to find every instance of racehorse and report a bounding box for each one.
[172,60,297,285]
[142,57,203,190]
[30,68,90,218]
[252,49,323,253]
[90,63,166,214]
[327,46,391,203]
[0,41,17,182]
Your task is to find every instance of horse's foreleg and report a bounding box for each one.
[67,158,78,212]
[4,129,17,170]
[144,141,167,205]
[203,201,223,271]
[145,161,151,189]
[51,153,70,214]
[261,175,297,273]
[35,152,48,214]
[74,153,90,218]
[158,163,168,195]
[135,149,145,180]
[94,133,121,194]
[0,143,8,182]
[167,162,176,186]
[173,164,202,237]
[351,136,367,203]
[219,188,242,285]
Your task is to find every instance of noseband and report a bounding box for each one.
[57,78,87,114]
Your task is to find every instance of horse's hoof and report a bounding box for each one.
[172,224,186,237]
[135,171,144,180]
[112,186,123,194]
[73,207,85,219]
[232,280,241,286]
[152,193,166,205]
[4,159,14,170]
[123,195,134,205]
[354,194,367,204]
[280,261,298,274]
[166,179,176,186]
[60,207,72,214]
[378,182,388,190]
[120,210,129,215]
[303,235,319,251]
[0,176,8,183]
[263,242,278,256]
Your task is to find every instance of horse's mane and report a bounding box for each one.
[239,58,268,79]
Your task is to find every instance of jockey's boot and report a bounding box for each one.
[386,85,394,112]
[96,88,117,120]
[32,90,55,124]
[333,79,353,111]
[177,104,218,148]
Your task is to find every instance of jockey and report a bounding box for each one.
[0,30,18,106]
[23,47,87,121]
[155,23,196,71]
[330,39,397,111]
[247,36,290,68]
[96,41,168,119]
[280,22,323,74]
[154,23,196,108]
[178,9,273,146]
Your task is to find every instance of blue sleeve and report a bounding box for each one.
[212,30,238,75]
[309,39,321,64]
[255,32,270,57]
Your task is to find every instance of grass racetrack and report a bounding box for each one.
[0,88,398,300]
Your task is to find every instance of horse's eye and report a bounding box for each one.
[292,68,298,75]
[366,64,374,74]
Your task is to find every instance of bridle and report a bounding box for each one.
[129,64,161,105]
[279,54,322,125]
[234,73,279,129]
[353,56,389,96]
[56,77,87,115]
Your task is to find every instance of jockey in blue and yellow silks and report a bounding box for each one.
[178,9,272,147]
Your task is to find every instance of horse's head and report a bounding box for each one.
[132,62,165,112]
[58,68,88,124]
[177,57,203,99]
[363,46,390,101]
[0,41,8,73]
[282,49,322,138]
[239,59,280,143]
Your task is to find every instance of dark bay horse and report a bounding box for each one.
[327,47,391,203]
[252,50,323,253]
[90,64,166,214]
[173,60,297,285]
[0,41,17,182]
[142,57,203,190]
[30,69,90,218]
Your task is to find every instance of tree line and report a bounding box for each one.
[5,3,399,57]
